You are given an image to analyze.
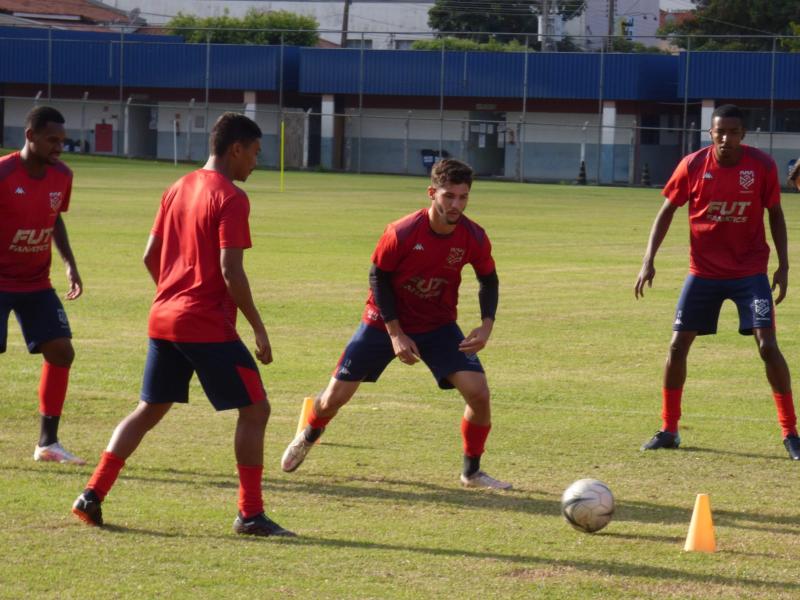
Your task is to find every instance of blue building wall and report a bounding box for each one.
[299,49,678,100]
[677,51,800,100]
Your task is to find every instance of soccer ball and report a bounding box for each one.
[561,478,615,533]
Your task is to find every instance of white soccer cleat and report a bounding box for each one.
[281,431,314,473]
[33,442,86,465]
[460,470,512,490]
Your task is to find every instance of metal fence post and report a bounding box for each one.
[47,28,53,99]
[681,36,691,156]
[520,35,529,182]
[769,36,776,157]
[439,39,445,160]
[596,40,605,184]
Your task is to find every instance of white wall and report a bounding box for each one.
[504,111,635,145]
[344,108,469,140]
[564,0,660,49]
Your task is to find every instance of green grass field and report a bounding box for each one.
[2,154,800,599]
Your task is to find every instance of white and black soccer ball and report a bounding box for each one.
[561,478,615,533]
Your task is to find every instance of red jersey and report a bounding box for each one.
[663,145,780,279]
[363,208,495,334]
[147,169,252,343]
[0,152,72,292]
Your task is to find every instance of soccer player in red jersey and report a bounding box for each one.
[72,113,295,536]
[789,160,800,192]
[635,104,800,460]
[0,106,85,465]
[281,159,511,489]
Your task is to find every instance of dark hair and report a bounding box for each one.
[711,104,744,124]
[209,112,262,156]
[25,106,65,132]
[431,158,473,188]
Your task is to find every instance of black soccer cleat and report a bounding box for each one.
[640,430,681,451]
[233,512,296,537]
[72,490,103,527]
[784,435,800,461]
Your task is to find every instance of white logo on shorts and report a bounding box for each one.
[57,309,69,327]
[674,310,683,326]
[753,298,771,319]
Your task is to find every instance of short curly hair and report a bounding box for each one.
[431,158,473,189]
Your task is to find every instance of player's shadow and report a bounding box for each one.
[679,444,787,461]
[279,535,800,593]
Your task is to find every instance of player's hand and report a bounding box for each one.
[65,264,83,300]
[254,329,273,365]
[772,265,788,305]
[634,261,655,299]
[390,332,421,365]
[459,324,491,354]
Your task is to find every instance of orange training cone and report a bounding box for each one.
[684,493,716,553]
[294,396,319,443]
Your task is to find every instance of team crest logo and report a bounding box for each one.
[49,191,63,211]
[753,298,771,318]
[446,247,465,265]
[739,170,755,190]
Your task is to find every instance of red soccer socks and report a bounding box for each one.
[773,392,798,438]
[39,362,70,417]
[661,388,682,434]
[237,464,264,519]
[87,451,126,501]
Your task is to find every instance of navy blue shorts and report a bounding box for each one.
[0,289,71,354]
[673,273,775,336]
[332,322,484,390]
[141,338,267,411]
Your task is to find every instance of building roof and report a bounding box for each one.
[0,1,142,30]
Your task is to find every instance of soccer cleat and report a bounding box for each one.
[233,512,296,537]
[34,442,87,465]
[280,430,316,473]
[72,490,103,526]
[784,435,800,461]
[460,470,513,490]
[640,430,681,451]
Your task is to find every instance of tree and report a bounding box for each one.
[167,8,319,46]
[427,1,584,44]
[658,0,800,51]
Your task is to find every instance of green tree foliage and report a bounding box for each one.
[167,8,319,46]
[411,35,579,52]
[658,0,800,51]
[427,1,584,44]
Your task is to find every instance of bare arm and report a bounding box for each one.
[142,234,162,285]
[52,215,82,300]
[768,204,789,305]
[635,198,679,299]
[221,247,271,364]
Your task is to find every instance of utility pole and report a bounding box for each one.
[340,0,351,48]
[607,0,616,51]
[541,0,550,52]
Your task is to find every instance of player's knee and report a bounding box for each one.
[465,386,490,409]
[757,339,781,364]
[42,339,75,367]
[668,338,692,359]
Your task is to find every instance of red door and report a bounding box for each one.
[95,124,113,153]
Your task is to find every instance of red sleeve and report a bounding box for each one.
[763,160,780,209]
[60,174,72,213]
[471,234,496,276]
[151,192,167,238]
[219,192,252,249]
[370,226,401,271]
[662,157,690,207]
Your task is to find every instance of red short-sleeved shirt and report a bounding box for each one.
[362,208,495,334]
[662,145,780,279]
[0,152,72,292]
[147,169,252,343]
